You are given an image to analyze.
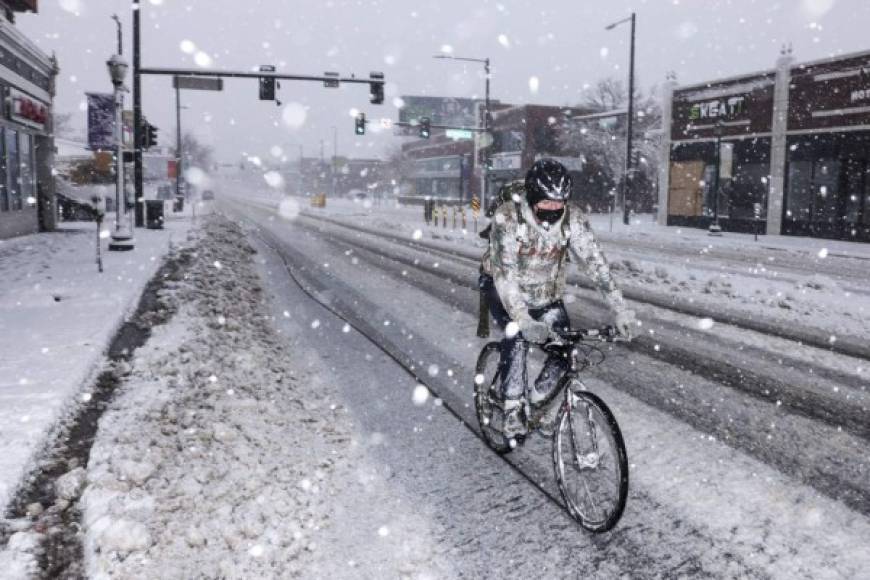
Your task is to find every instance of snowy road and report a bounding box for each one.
[220,191,870,579]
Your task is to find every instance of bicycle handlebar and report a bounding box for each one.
[552,326,629,344]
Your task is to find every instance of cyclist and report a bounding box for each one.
[479,158,635,438]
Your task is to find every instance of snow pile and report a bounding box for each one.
[0,217,189,515]
[80,216,445,578]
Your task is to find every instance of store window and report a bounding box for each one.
[785,133,870,233]
[20,132,34,205]
[6,128,20,210]
[669,138,770,222]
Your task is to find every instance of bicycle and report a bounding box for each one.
[473,326,630,533]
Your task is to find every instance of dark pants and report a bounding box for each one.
[479,273,571,400]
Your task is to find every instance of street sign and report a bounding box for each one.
[172,76,224,91]
[379,118,393,129]
[445,128,474,140]
[324,72,340,88]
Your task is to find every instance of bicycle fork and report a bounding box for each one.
[566,387,601,470]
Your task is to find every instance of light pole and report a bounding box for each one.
[433,54,491,206]
[605,12,636,226]
[107,52,134,251]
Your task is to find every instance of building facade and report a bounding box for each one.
[399,102,589,206]
[660,48,870,242]
[0,1,58,239]
[487,104,589,197]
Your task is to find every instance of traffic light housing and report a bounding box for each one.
[419,117,431,139]
[355,113,366,135]
[369,72,384,105]
[146,123,158,148]
[259,65,276,101]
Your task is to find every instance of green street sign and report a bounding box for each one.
[446,128,474,140]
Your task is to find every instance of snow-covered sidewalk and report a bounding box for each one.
[0,214,191,514]
[77,216,449,579]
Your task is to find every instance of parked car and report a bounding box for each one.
[202,190,215,200]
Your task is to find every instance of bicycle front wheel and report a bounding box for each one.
[552,385,628,533]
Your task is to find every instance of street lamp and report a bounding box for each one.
[106,52,134,251]
[433,53,491,206]
[605,12,636,226]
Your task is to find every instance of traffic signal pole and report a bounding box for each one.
[175,82,182,200]
[132,0,143,227]
[130,2,385,220]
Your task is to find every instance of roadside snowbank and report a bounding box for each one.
[0,216,190,514]
[81,216,447,579]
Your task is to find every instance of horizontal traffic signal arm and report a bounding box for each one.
[139,67,385,89]
[393,121,487,132]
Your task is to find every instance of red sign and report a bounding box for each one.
[9,89,48,129]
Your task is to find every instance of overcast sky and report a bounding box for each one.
[16,0,870,164]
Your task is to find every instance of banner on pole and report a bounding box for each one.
[86,93,115,151]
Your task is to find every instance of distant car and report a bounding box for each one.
[350,190,369,201]
[202,190,215,200]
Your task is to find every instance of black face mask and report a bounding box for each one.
[535,207,564,224]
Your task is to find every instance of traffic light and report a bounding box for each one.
[369,71,384,105]
[146,123,158,148]
[259,65,276,101]
[355,113,366,135]
[419,117,431,139]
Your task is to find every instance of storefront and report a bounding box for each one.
[666,72,775,233]
[661,48,870,242]
[783,53,870,242]
[0,6,58,239]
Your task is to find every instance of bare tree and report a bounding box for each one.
[559,78,662,212]
[177,133,215,170]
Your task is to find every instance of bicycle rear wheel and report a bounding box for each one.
[552,384,628,532]
[474,343,513,454]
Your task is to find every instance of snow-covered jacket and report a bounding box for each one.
[481,194,627,324]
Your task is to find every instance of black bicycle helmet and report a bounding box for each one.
[525,158,572,206]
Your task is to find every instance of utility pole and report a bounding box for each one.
[483,57,491,208]
[624,13,636,225]
[433,54,492,206]
[606,12,637,226]
[132,0,143,227]
[175,83,182,200]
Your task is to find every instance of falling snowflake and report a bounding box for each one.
[311,319,321,329]
[427,364,439,377]
[412,229,423,240]
[817,248,828,258]
[377,526,390,537]
[282,102,308,129]
[697,318,715,330]
[412,385,429,406]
